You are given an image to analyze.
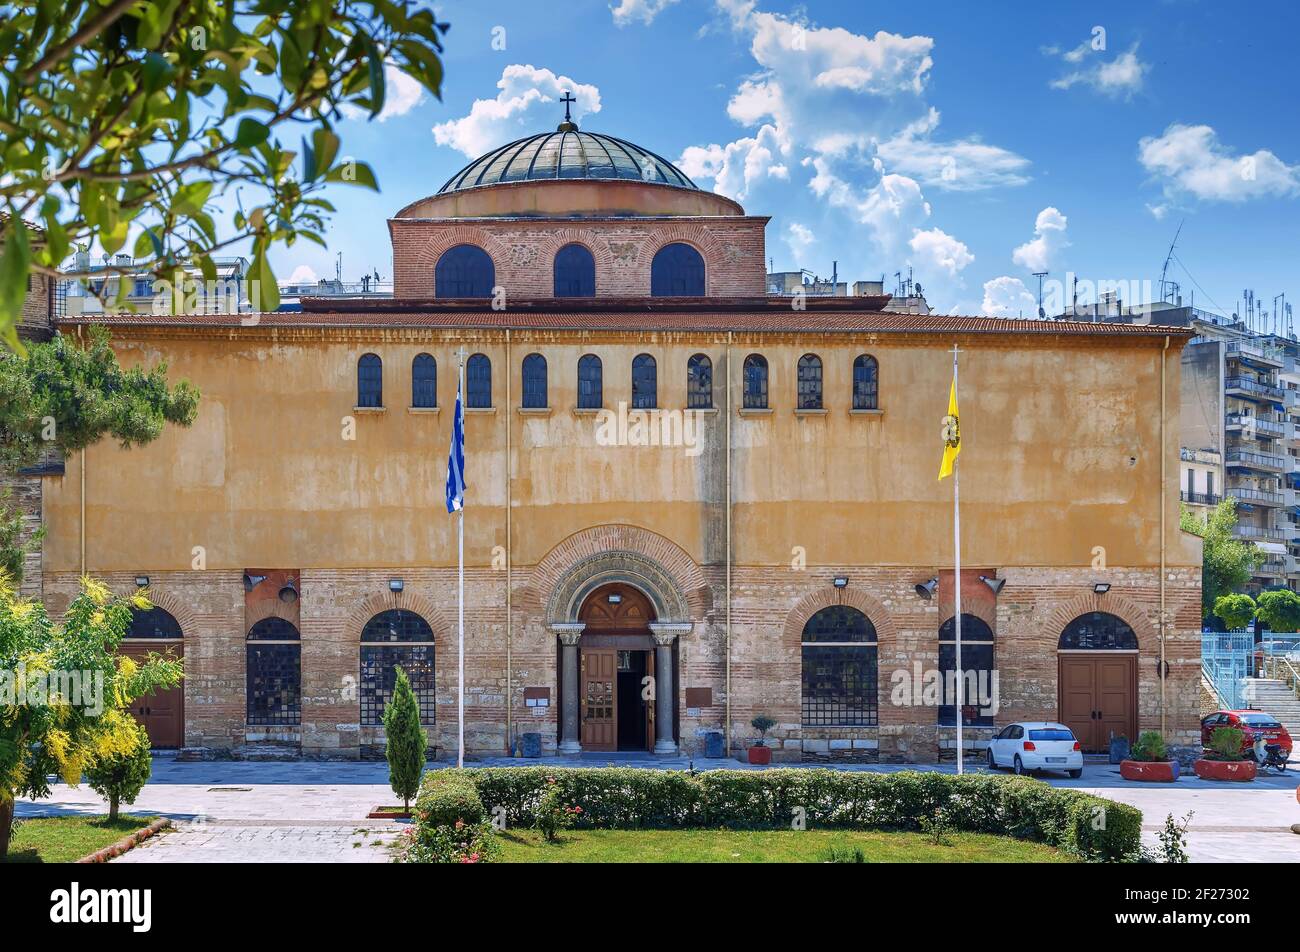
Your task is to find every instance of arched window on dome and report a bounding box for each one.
[651,243,705,296]
[435,244,495,298]
[554,244,596,297]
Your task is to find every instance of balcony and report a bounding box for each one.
[1225,446,1288,473]
[1227,486,1285,507]
[1233,524,1288,542]
[1225,412,1287,438]
[1180,491,1221,506]
[1226,341,1285,369]
[1258,558,1287,577]
[1225,375,1284,402]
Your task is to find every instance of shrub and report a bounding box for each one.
[408,771,497,864]
[1204,726,1247,761]
[85,719,153,822]
[533,778,581,841]
[1129,730,1168,762]
[382,666,427,811]
[429,767,1142,861]
[750,715,776,746]
[415,770,486,827]
[821,844,868,863]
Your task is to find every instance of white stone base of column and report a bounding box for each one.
[653,739,679,756]
[558,740,583,755]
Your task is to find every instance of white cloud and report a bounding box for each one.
[611,0,679,25]
[877,108,1031,191]
[1138,123,1300,202]
[341,62,425,122]
[1011,206,1069,272]
[808,161,931,254]
[981,276,1037,318]
[286,264,319,284]
[909,227,973,277]
[677,124,789,200]
[1146,202,1169,220]
[432,65,601,157]
[784,222,815,257]
[1047,41,1149,99]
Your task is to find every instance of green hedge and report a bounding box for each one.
[414,770,485,828]
[416,767,1141,861]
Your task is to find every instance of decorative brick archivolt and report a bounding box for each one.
[404,225,511,295]
[244,596,299,632]
[937,600,998,635]
[645,226,729,295]
[529,524,709,624]
[344,589,451,641]
[125,588,199,638]
[535,228,618,273]
[1043,592,1157,652]
[782,586,898,648]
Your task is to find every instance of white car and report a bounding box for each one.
[986,722,1084,778]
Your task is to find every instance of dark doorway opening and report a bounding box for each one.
[616,650,650,751]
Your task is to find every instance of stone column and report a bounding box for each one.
[649,623,692,756]
[552,624,585,754]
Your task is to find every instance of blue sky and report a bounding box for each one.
[278,0,1300,320]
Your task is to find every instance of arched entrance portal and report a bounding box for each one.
[1057,612,1138,752]
[573,583,659,752]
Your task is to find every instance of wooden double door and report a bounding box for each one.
[121,642,186,749]
[580,647,654,752]
[1058,653,1136,752]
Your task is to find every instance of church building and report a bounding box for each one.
[40,109,1205,762]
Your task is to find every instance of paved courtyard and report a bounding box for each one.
[15,754,1300,863]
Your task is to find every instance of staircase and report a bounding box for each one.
[1243,677,1300,739]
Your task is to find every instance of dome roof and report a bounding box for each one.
[437,128,699,195]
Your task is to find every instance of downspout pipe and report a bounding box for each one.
[505,328,513,754]
[1160,335,1169,737]
[725,330,733,757]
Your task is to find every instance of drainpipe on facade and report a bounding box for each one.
[1160,335,1169,737]
[725,331,733,757]
[505,328,513,754]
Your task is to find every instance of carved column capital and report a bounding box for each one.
[551,622,586,646]
[649,621,692,646]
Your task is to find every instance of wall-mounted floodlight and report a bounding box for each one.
[833,576,849,589]
[135,575,150,589]
[1093,582,1111,594]
[389,579,404,593]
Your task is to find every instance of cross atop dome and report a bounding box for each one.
[557,91,579,132]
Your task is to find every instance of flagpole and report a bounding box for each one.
[457,352,466,769]
[953,343,963,776]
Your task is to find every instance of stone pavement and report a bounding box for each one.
[14,754,1300,863]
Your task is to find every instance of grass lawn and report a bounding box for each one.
[495,828,1075,863]
[3,815,160,864]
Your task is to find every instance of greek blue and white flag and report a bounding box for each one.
[445,379,465,513]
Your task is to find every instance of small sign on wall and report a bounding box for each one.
[524,686,550,710]
[684,687,712,708]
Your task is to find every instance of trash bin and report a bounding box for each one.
[522,732,542,758]
[703,730,725,759]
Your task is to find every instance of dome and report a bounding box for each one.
[437,129,700,195]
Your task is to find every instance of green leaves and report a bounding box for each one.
[0,222,31,355]
[234,116,270,149]
[249,243,280,313]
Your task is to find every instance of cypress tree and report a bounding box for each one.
[382,666,427,811]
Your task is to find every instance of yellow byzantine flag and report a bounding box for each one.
[938,375,960,479]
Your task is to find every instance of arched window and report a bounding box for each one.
[357,353,382,408]
[467,353,492,408]
[435,244,495,298]
[522,353,548,409]
[938,614,995,727]
[412,354,437,408]
[853,354,878,410]
[650,242,705,296]
[797,354,823,410]
[246,618,301,727]
[1059,612,1138,650]
[577,354,603,409]
[554,243,596,297]
[632,354,657,409]
[801,606,878,726]
[360,609,436,726]
[687,354,713,409]
[743,354,768,410]
[126,606,182,639]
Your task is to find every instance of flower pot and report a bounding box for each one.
[1193,759,1257,782]
[747,745,772,765]
[1120,759,1180,782]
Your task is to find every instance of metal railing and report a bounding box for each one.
[1226,375,1284,400]
[1180,491,1221,506]
[1227,486,1285,506]
[1232,524,1287,541]
[1202,631,1255,710]
[1226,447,1288,470]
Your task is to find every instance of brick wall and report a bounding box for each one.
[43,559,1201,761]
[389,217,768,299]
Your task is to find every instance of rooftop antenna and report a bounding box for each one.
[1159,219,1184,304]
[336,251,343,283]
[1032,271,1048,319]
[1275,294,1285,337]
[894,270,902,298]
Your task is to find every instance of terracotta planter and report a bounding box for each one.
[747,745,772,765]
[1193,759,1257,782]
[1120,759,1180,782]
